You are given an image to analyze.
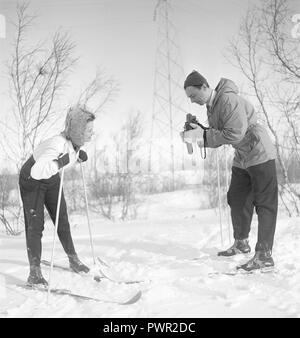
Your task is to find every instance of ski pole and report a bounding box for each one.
[80,162,96,265]
[224,145,231,244]
[47,166,65,304]
[216,148,224,247]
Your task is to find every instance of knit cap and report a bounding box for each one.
[184,70,209,89]
[63,106,95,147]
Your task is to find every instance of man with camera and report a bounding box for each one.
[181,70,278,271]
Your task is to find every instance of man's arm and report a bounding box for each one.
[205,94,247,148]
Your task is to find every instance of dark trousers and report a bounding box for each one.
[227,159,278,252]
[19,156,76,267]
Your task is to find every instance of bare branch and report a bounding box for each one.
[77,70,119,114]
[226,0,300,215]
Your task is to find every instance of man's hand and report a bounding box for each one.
[55,153,70,169]
[181,123,204,143]
[78,149,88,163]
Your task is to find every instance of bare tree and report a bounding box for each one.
[0,2,77,234]
[260,0,300,80]
[77,69,119,114]
[124,111,142,173]
[0,169,20,235]
[226,0,300,216]
[63,166,84,213]
[88,111,143,220]
[121,110,143,220]
[89,146,115,220]
[0,2,120,234]
[0,2,77,169]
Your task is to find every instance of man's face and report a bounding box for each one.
[185,85,210,106]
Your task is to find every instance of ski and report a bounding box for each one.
[96,257,145,285]
[97,257,110,268]
[16,284,142,305]
[41,259,103,282]
[41,259,74,272]
[208,267,277,277]
[41,259,145,285]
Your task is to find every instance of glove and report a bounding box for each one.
[55,153,70,169]
[181,123,204,143]
[78,149,88,163]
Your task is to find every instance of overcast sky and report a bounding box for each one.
[0,0,259,121]
[0,0,299,170]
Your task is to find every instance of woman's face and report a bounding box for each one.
[83,121,94,143]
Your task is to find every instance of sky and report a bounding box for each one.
[0,0,299,171]
[0,0,253,116]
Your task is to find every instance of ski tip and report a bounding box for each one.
[122,290,142,305]
[97,257,110,268]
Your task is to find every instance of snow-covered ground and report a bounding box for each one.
[0,189,300,318]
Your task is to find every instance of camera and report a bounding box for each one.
[183,113,201,154]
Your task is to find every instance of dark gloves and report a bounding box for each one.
[54,150,87,169]
[78,149,88,163]
[55,153,70,169]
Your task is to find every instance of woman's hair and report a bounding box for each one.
[80,106,96,122]
[63,105,96,147]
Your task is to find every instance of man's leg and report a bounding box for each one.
[228,166,254,239]
[218,166,254,256]
[237,160,278,271]
[248,159,278,252]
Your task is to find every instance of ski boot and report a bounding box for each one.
[218,239,251,257]
[27,265,48,286]
[237,249,274,272]
[68,254,90,273]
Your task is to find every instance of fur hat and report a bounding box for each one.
[63,105,95,147]
[184,70,209,89]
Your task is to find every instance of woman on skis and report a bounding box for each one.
[19,106,95,286]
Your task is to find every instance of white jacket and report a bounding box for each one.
[31,134,80,180]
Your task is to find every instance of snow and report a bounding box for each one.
[0,189,300,318]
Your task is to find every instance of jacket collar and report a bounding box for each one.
[206,90,216,113]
